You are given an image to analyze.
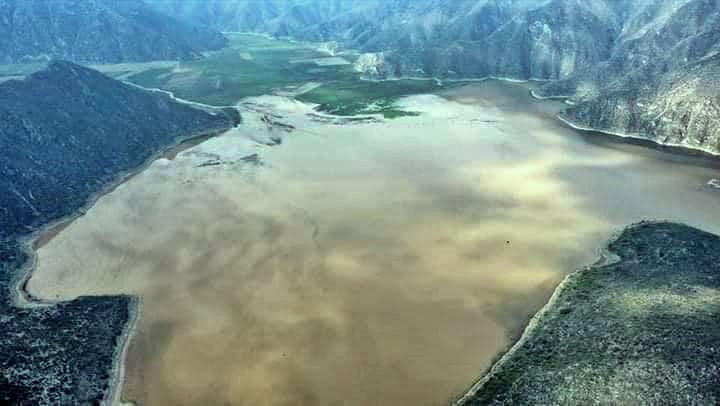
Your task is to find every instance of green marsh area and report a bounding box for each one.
[124,33,459,118]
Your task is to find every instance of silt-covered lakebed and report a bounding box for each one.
[27,79,720,405]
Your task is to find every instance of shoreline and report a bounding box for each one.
[29,126,230,253]
[529,89,720,160]
[9,67,717,405]
[366,75,719,160]
[366,75,720,160]
[117,48,720,161]
[452,225,627,405]
[107,32,717,159]
[360,74,551,86]
[529,89,576,105]
[123,82,239,110]
[11,122,233,404]
[108,296,141,406]
[557,115,720,159]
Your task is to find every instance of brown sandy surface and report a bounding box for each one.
[28,83,720,405]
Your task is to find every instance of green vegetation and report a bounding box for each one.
[297,79,456,118]
[123,33,462,118]
[464,222,720,405]
[126,33,356,105]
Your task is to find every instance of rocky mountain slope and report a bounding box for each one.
[560,54,720,154]
[0,61,234,404]
[0,61,233,238]
[543,0,720,154]
[149,0,720,154]
[144,0,627,80]
[0,0,228,64]
[461,222,720,405]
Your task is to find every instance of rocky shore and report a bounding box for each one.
[458,222,720,405]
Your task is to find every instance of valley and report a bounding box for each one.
[110,33,455,118]
[25,71,720,404]
[0,8,718,404]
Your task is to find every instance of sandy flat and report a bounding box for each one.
[289,57,351,66]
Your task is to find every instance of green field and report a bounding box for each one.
[297,79,454,118]
[123,33,465,118]
[127,34,348,105]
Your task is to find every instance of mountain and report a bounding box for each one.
[143,0,623,80]
[0,61,234,239]
[147,0,720,154]
[543,0,720,154]
[144,0,364,34]
[460,221,720,405]
[0,0,228,64]
[0,61,235,404]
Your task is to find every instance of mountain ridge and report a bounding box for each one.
[0,0,228,64]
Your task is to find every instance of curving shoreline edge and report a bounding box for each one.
[452,220,720,404]
[12,123,232,404]
[451,225,624,405]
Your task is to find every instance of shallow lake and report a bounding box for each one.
[28,81,720,405]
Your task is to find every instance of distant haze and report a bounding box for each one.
[146,0,720,154]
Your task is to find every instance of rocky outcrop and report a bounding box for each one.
[0,61,234,404]
[0,0,228,64]
[353,53,395,77]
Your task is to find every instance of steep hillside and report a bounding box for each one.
[0,0,228,64]
[461,222,720,405]
[145,0,622,80]
[561,54,720,154]
[0,61,234,404]
[0,61,233,239]
[541,0,720,154]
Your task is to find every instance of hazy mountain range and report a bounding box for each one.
[0,0,227,63]
[1,0,717,153]
[147,0,720,153]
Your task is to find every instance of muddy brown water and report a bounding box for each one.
[27,81,720,406]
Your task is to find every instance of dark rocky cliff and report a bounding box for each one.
[0,0,228,64]
[0,61,233,404]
